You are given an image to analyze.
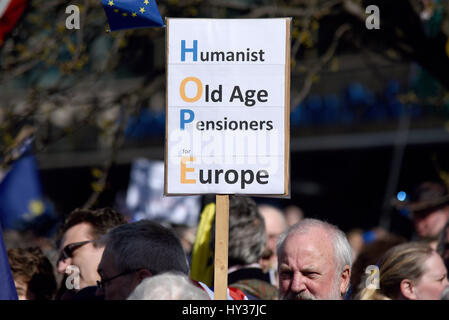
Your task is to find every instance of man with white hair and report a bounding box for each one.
[277,218,352,300]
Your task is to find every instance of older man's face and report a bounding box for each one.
[96,248,140,300]
[278,227,349,300]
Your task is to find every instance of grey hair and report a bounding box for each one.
[277,218,353,273]
[127,272,210,300]
[101,220,189,275]
[227,196,266,266]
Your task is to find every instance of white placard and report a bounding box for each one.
[165,18,290,196]
[126,159,201,226]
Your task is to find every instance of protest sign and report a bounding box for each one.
[166,18,291,299]
[166,18,290,197]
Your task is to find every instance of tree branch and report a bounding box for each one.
[292,23,351,108]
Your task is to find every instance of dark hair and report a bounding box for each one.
[103,220,189,275]
[437,219,449,270]
[411,181,449,214]
[8,247,57,300]
[227,196,266,267]
[58,207,127,243]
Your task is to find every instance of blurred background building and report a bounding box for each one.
[1,0,449,241]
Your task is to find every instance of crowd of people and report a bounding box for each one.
[3,180,449,300]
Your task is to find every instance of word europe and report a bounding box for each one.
[181,157,269,190]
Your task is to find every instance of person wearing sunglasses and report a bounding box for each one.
[56,207,126,293]
[96,219,189,300]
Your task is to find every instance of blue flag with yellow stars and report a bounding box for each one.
[102,0,164,31]
[0,140,50,231]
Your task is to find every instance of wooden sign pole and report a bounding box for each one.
[214,194,229,300]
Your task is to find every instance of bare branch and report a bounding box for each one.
[342,0,366,21]
[292,23,351,108]
[82,101,134,209]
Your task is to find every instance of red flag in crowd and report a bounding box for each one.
[0,0,27,46]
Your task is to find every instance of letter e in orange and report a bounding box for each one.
[181,156,196,184]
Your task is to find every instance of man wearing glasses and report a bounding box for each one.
[96,219,189,300]
[56,207,126,294]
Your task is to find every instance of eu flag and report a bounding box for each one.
[101,0,164,31]
[0,224,17,299]
[0,146,49,231]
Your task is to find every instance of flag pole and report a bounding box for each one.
[214,194,229,300]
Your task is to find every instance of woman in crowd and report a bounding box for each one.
[358,242,448,300]
[8,247,57,300]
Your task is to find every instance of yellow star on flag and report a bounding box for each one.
[114,9,119,12]
[122,12,127,16]
[140,7,145,13]
[132,12,137,17]
[108,0,114,6]
[144,0,149,5]
[29,200,44,216]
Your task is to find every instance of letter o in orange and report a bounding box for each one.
[180,77,202,103]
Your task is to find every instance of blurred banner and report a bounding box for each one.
[0,224,17,299]
[101,0,164,31]
[190,202,215,287]
[0,0,27,46]
[0,140,52,231]
[126,159,201,226]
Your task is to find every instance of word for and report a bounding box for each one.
[180,110,273,131]
[181,40,266,62]
[181,304,267,317]
[65,265,80,290]
[365,265,380,289]
[181,157,269,190]
[168,129,281,173]
[366,5,380,30]
[179,77,268,107]
[65,5,80,30]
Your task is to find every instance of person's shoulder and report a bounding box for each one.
[71,286,104,301]
[230,279,278,300]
